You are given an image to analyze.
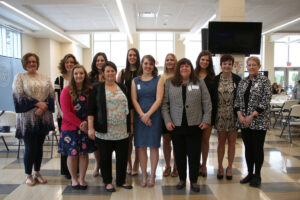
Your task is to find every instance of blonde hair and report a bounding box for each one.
[163,53,177,75]
[247,56,261,67]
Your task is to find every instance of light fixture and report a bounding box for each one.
[195,14,216,34]
[116,0,133,44]
[0,1,77,44]
[138,12,156,18]
[262,17,300,35]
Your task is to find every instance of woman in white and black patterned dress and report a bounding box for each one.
[215,54,241,180]
[235,57,272,187]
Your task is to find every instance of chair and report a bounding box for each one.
[0,111,22,157]
[273,100,299,127]
[280,105,300,143]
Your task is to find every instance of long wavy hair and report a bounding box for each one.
[163,53,177,75]
[123,48,141,81]
[138,55,158,78]
[58,54,79,75]
[171,58,199,86]
[195,50,215,79]
[89,52,108,82]
[69,65,90,100]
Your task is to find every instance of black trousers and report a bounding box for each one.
[241,128,266,177]
[23,134,45,175]
[57,117,70,176]
[98,137,129,186]
[171,126,202,183]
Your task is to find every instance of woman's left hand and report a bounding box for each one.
[199,123,209,130]
[140,113,150,125]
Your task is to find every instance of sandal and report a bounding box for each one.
[163,166,171,177]
[25,175,36,186]
[34,174,47,184]
[171,168,178,177]
[140,176,147,187]
[147,177,155,187]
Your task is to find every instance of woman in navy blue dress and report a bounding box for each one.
[131,55,164,187]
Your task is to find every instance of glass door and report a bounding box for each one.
[288,70,300,93]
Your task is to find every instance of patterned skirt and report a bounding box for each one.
[58,129,96,156]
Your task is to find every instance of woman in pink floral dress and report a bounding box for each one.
[58,65,96,190]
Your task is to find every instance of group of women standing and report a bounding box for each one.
[12,48,271,192]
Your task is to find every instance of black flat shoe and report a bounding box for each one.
[240,174,253,184]
[217,169,224,179]
[118,184,133,190]
[80,184,88,190]
[71,182,80,190]
[190,183,200,193]
[105,184,116,192]
[249,176,261,188]
[176,181,186,190]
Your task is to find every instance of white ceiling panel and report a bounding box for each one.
[29,3,117,31]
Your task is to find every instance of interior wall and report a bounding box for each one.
[50,39,62,82]
[264,35,275,83]
[174,33,185,60]
[36,38,50,77]
[21,34,37,55]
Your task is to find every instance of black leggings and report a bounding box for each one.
[23,134,45,175]
[57,117,70,176]
[241,128,266,177]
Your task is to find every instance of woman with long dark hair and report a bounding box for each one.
[117,48,140,176]
[195,50,216,177]
[88,52,108,177]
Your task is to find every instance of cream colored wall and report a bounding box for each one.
[174,33,185,60]
[21,34,37,55]
[264,35,275,83]
[83,47,92,72]
[36,38,51,77]
[50,39,61,82]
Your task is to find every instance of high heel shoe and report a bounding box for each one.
[140,176,147,187]
[201,166,207,177]
[34,174,47,184]
[226,168,232,180]
[217,168,224,179]
[163,166,171,177]
[25,175,36,186]
[147,177,155,187]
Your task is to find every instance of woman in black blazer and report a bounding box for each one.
[215,54,241,180]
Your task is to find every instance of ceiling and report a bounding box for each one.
[0,0,300,47]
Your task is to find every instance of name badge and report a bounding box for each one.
[192,85,199,90]
[254,83,258,88]
[188,85,192,91]
[137,84,141,90]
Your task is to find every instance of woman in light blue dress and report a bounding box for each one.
[131,55,164,187]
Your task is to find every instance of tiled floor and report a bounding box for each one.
[0,126,299,200]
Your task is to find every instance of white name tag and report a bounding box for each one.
[192,85,199,90]
[188,85,192,91]
[254,83,258,88]
[137,84,141,90]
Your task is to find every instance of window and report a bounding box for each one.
[93,33,127,70]
[184,34,202,65]
[139,32,174,71]
[0,25,21,58]
[274,36,300,67]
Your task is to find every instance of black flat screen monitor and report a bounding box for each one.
[208,21,262,55]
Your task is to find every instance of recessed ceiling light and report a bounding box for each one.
[138,12,157,18]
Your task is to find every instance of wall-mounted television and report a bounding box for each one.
[208,21,262,55]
